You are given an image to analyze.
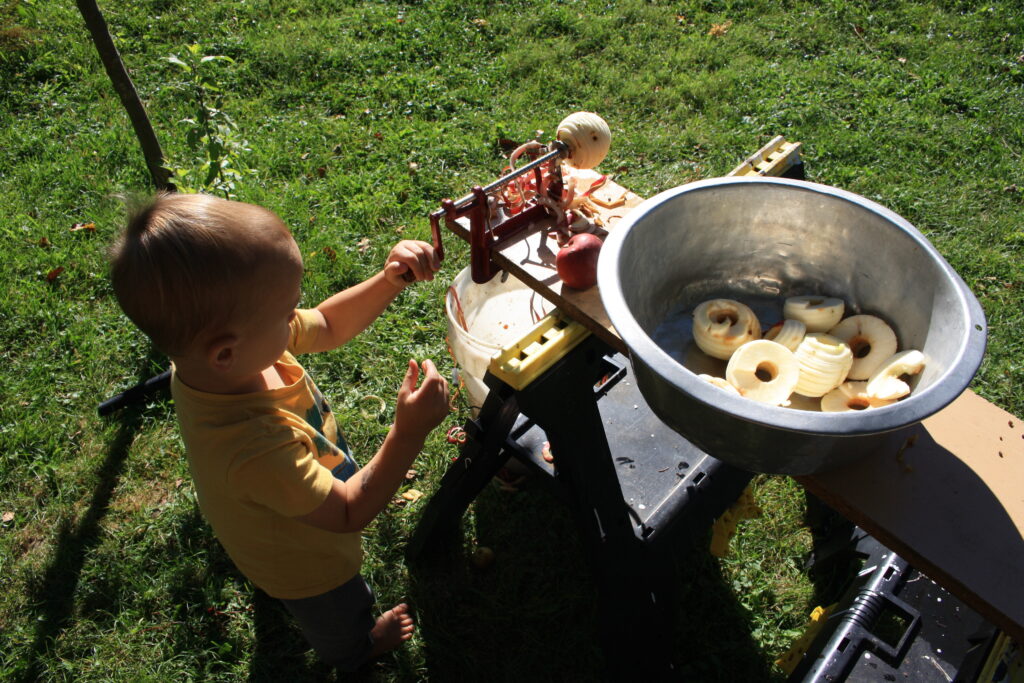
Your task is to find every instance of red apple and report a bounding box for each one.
[556,233,604,289]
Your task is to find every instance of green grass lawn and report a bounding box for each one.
[1,0,1021,680]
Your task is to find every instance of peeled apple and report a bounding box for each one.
[556,233,603,289]
[556,112,612,170]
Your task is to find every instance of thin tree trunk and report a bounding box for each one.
[76,0,175,192]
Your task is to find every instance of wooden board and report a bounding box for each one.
[798,389,1024,642]
[444,176,643,355]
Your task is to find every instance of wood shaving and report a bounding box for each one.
[401,488,424,502]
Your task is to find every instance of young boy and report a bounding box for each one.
[109,192,450,671]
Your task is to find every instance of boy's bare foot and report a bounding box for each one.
[368,603,415,657]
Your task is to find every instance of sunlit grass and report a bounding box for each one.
[1,0,1021,679]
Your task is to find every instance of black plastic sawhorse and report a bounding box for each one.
[408,324,753,679]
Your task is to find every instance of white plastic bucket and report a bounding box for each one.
[446,267,552,411]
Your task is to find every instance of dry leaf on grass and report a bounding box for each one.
[357,238,372,254]
[708,20,732,36]
[46,267,64,282]
[2,511,14,523]
[71,222,95,232]
[401,488,423,502]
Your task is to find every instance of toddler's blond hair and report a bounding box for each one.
[110,193,297,356]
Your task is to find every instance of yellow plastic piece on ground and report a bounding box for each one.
[709,485,762,558]
[775,604,837,675]
[977,632,1024,683]
[488,309,591,390]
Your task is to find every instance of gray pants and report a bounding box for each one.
[278,574,376,672]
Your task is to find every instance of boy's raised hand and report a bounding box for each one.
[384,240,441,286]
[393,359,450,443]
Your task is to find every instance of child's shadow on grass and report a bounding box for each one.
[20,355,330,683]
[22,360,161,682]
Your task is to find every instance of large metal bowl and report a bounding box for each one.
[598,177,987,474]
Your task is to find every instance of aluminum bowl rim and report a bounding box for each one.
[597,176,987,437]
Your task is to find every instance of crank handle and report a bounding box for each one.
[396,211,447,282]
[399,221,446,283]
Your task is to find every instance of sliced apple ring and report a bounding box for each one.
[828,315,898,380]
[865,350,926,400]
[821,381,898,412]
[763,319,807,352]
[725,340,800,406]
[692,299,762,360]
[698,374,741,395]
[783,295,845,333]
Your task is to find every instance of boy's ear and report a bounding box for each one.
[206,334,239,373]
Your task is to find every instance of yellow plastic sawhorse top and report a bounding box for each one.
[487,309,591,391]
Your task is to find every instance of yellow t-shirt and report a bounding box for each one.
[172,308,362,599]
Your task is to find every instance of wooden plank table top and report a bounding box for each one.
[443,174,1024,642]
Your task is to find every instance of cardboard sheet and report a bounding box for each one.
[799,390,1024,641]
